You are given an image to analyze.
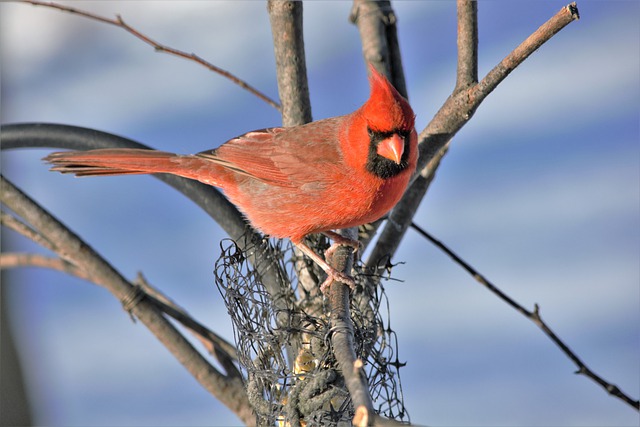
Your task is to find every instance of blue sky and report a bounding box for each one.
[1,1,639,426]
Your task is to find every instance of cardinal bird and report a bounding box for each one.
[44,65,418,292]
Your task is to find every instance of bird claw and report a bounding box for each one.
[293,237,358,294]
[320,269,356,294]
[319,233,360,294]
[323,239,360,261]
[322,231,361,254]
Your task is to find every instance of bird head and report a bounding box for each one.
[363,64,415,135]
[358,64,417,179]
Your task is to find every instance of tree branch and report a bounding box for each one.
[366,2,580,272]
[267,0,321,297]
[469,2,580,107]
[327,228,375,427]
[0,252,89,280]
[0,175,257,424]
[267,0,312,126]
[19,0,280,111]
[267,0,313,293]
[0,253,242,380]
[1,123,290,298]
[1,123,250,240]
[349,0,407,99]
[410,222,640,411]
[456,0,478,90]
[1,211,57,253]
[350,0,409,253]
[2,121,293,382]
[132,272,241,379]
[419,2,579,175]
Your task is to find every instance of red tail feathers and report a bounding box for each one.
[44,148,229,187]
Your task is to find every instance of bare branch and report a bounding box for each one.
[327,228,375,426]
[366,2,581,272]
[0,253,89,280]
[365,169,432,270]
[20,0,280,110]
[267,0,312,126]
[349,0,407,98]
[133,273,242,379]
[350,0,390,73]
[470,2,579,106]
[350,0,409,253]
[421,2,580,173]
[411,222,640,411]
[1,123,252,242]
[0,252,242,381]
[0,175,256,425]
[456,0,478,90]
[267,0,323,301]
[1,211,57,253]
[3,122,292,323]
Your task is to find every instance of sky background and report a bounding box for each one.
[1,1,639,426]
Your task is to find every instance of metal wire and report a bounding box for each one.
[215,233,409,426]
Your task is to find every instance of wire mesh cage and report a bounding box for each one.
[215,233,409,426]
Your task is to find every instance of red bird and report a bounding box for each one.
[45,65,418,292]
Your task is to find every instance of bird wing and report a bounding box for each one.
[197,118,345,189]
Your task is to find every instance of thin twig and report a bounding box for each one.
[469,2,580,107]
[455,0,478,90]
[1,211,57,253]
[20,0,280,111]
[0,252,89,280]
[410,221,640,411]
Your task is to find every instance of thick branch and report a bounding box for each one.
[266,0,324,303]
[20,0,280,110]
[411,222,640,411]
[365,168,432,269]
[0,175,256,424]
[350,0,407,98]
[327,228,375,427]
[421,2,579,174]
[348,0,408,255]
[350,0,409,254]
[267,0,312,126]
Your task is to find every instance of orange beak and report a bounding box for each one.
[376,134,404,164]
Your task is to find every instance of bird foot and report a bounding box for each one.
[322,231,362,255]
[319,268,357,294]
[320,236,360,294]
[293,238,358,294]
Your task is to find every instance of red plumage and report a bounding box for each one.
[45,65,418,291]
